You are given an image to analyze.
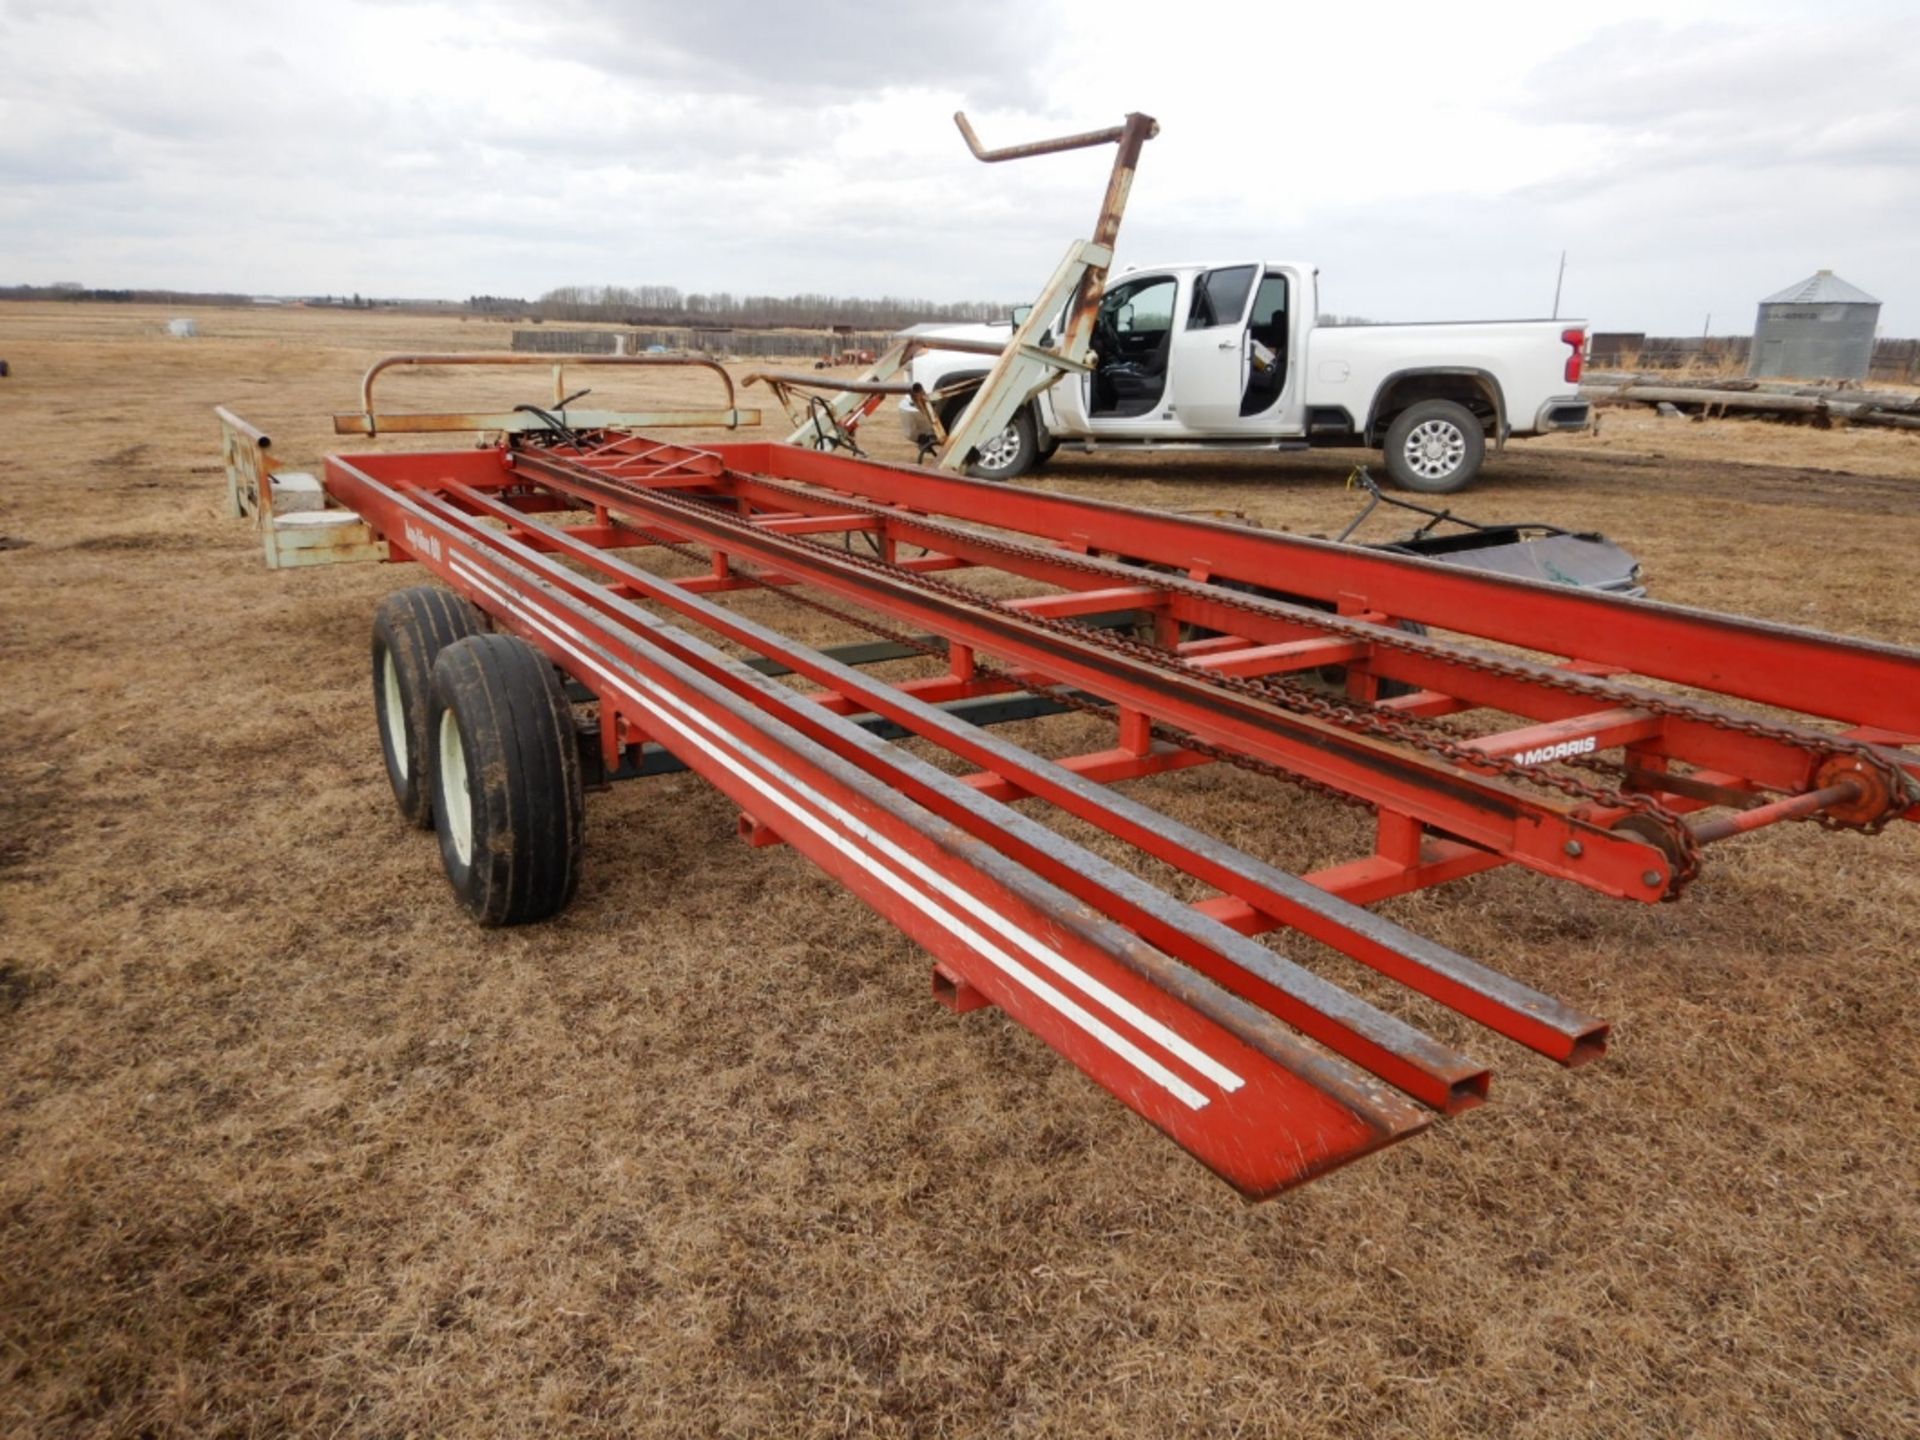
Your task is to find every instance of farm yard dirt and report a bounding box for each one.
[2,303,1917,1439]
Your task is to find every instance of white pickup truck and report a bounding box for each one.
[899,260,1592,492]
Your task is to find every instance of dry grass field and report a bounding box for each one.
[2,302,1917,1439]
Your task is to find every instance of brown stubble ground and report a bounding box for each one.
[1,302,1917,1439]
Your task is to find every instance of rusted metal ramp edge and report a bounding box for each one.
[331,464,1429,1196]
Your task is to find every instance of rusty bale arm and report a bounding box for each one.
[770,111,1158,470]
[937,110,1158,473]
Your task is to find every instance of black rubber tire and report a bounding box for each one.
[428,634,584,926]
[371,586,486,828]
[1382,399,1486,494]
[943,397,1039,481]
[1307,614,1428,699]
[1367,618,1428,700]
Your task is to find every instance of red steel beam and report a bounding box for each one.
[570,455,1892,809]
[701,441,1920,737]
[665,464,1893,804]
[415,475,1607,1073]
[500,452,1683,902]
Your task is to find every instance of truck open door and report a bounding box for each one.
[1165,263,1263,430]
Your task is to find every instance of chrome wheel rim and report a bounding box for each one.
[381,649,408,781]
[437,709,473,866]
[975,422,1022,472]
[1403,419,1467,480]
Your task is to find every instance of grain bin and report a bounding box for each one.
[1748,270,1879,380]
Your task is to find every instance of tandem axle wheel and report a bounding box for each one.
[371,587,584,925]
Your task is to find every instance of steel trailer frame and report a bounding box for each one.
[219,406,1918,1199]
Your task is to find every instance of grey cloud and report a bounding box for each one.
[523,0,1048,107]
[0,151,131,185]
[1523,13,1919,125]
[0,118,133,185]
[4,19,854,197]
[457,94,839,175]
[1518,14,1920,173]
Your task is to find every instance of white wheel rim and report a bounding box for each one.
[976,422,1021,471]
[381,649,408,781]
[1403,418,1467,479]
[437,709,473,866]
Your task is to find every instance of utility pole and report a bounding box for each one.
[1551,250,1567,319]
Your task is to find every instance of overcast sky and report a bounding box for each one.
[2,0,1915,334]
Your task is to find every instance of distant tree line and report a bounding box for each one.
[0,281,1017,330]
[526,285,1016,330]
[0,283,254,306]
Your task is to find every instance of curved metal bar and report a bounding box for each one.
[214,404,271,449]
[356,352,740,420]
[743,371,923,398]
[902,334,1008,359]
[954,111,1155,162]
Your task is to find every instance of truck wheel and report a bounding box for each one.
[943,398,1038,481]
[429,635,585,926]
[372,586,486,828]
[1383,400,1485,494]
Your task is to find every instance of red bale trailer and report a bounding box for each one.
[215,385,1918,1200]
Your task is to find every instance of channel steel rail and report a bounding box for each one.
[219,403,1919,1198]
